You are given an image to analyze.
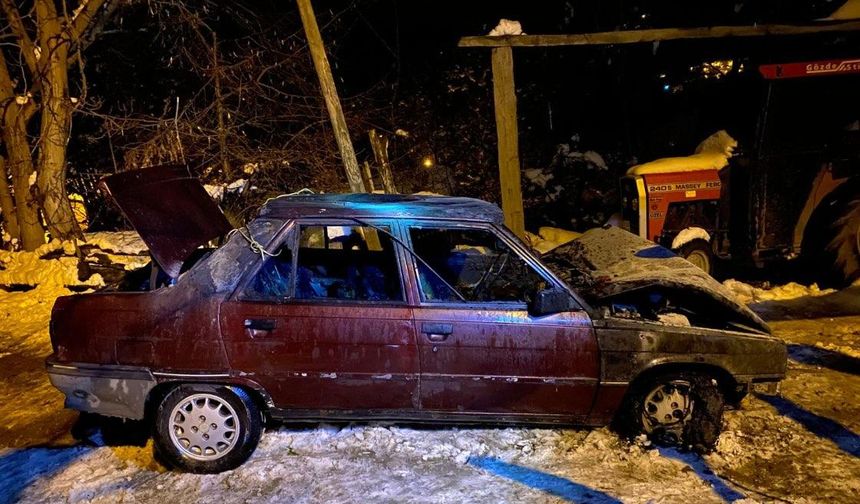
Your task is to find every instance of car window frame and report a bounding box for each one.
[403,220,572,310]
[230,220,298,304]
[232,217,410,306]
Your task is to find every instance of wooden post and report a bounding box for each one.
[368,129,397,194]
[490,46,525,238]
[361,161,375,192]
[296,0,365,193]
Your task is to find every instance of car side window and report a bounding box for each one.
[295,225,403,302]
[241,243,294,301]
[409,227,547,303]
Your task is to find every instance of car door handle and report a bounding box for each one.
[421,323,453,342]
[244,319,276,331]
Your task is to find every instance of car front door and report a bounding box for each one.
[219,220,419,414]
[406,223,599,421]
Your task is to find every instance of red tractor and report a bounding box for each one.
[619,57,860,285]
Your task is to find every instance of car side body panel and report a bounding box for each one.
[594,318,787,385]
[219,301,420,411]
[51,291,228,371]
[413,307,599,419]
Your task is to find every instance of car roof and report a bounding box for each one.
[258,193,504,224]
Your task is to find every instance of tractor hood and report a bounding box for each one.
[541,226,770,334]
[99,165,233,278]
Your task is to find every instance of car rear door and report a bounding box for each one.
[219,220,419,414]
[404,223,599,421]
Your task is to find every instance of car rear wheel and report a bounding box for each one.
[616,372,725,452]
[678,239,713,276]
[153,384,262,473]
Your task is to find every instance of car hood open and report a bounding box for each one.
[99,165,233,278]
[541,226,770,334]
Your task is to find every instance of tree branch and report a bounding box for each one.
[69,0,109,45]
[0,0,39,77]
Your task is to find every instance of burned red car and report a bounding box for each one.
[47,166,786,473]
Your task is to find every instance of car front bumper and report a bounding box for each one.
[46,358,156,420]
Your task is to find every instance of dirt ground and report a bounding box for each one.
[1,286,858,503]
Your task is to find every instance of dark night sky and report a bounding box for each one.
[324,0,858,160]
[72,1,859,187]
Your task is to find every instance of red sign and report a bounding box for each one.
[759,58,860,79]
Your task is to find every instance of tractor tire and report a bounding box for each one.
[678,239,713,276]
[827,198,860,285]
[804,192,860,288]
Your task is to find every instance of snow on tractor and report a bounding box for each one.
[620,58,860,286]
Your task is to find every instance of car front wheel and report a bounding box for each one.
[153,384,262,473]
[617,372,725,452]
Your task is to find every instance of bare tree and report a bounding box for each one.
[90,1,385,221]
[0,0,116,249]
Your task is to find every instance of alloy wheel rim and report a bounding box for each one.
[641,380,694,443]
[169,393,239,461]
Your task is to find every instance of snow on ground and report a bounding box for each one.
[82,231,148,256]
[722,278,836,305]
[0,240,103,288]
[1,240,859,503]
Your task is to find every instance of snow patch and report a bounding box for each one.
[526,226,581,254]
[204,178,248,202]
[628,130,737,175]
[82,231,148,255]
[722,279,836,305]
[671,227,711,250]
[489,19,524,36]
[523,168,553,188]
[0,240,103,288]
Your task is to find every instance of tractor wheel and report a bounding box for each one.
[827,198,860,286]
[678,239,713,276]
[804,192,860,288]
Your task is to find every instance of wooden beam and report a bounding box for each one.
[297,0,365,193]
[459,21,860,48]
[368,129,398,194]
[491,46,525,238]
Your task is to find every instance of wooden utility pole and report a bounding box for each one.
[296,0,365,193]
[490,47,525,238]
[368,129,398,194]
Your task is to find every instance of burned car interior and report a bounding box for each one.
[409,227,547,303]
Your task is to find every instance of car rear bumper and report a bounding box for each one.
[46,357,156,420]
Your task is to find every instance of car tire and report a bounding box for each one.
[678,239,713,276]
[153,384,262,473]
[616,372,725,453]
